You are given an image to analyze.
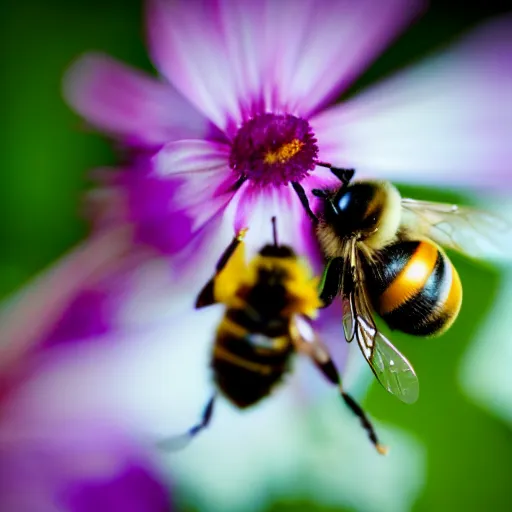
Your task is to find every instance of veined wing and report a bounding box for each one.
[342,239,419,404]
[340,240,356,342]
[401,198,511,260]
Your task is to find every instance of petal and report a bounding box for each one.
[3,308,222,433]
[0,227,133,380]
[119,140,235,254]
[63,53,210,146]
[167,398,425,512]
[0,422,172,512]
[146,0,422,135]
[311,16,512,189]
[0,211,235,370]
[227,182,321,267]
[4,306,424,512]
[278,0,424,117]
[147,0,246,136]
[43,289,114,347]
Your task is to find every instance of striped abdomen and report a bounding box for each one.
[366,240,462,336]
[212,277,294,408]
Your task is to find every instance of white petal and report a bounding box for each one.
[4,308,222,432]
[227,182,321,266]
[146,0,421,135]
[312,16,512,189]
[165,396,425,512]
[0,228,133,374]
[63,53,209,145]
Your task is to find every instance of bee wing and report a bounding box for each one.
[342,239,419,404]
[401,198,511,260]
[340,245,357,343]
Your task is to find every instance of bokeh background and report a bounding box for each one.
[1,1,512,511]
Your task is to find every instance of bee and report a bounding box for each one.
[303,168,508,404]
[159,217,387,454]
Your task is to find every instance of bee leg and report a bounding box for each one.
[315,163,355,186]
[318,258,344,308]
[291,182,318,224]
[294,332,386,455]
[195,229,247,308]
[156,395,216,451]
[318,356,386,454]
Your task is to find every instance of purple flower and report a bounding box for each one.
[1,5,512,512]
[64,1,512,266]
[65,0,429,261]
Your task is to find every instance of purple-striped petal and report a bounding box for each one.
[146,0,422,136]
[63,53,210,147]
[106,140,235,255]
[311,16,512,189]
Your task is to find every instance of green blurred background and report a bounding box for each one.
[1,0,511,510]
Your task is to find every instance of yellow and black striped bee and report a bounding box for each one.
[160,218,387,454]
[302,168,508,404]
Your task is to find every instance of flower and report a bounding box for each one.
[64,0,427,266]
[63,2,512,306]
[2,4,512,512]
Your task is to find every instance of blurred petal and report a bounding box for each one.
[114,140,235,255]
[312,16,512,189]
[3,300,423,512]
[3,308,216,430]
[0,227,133,377]
[43,289,114,347]
[147,0,245,136]
[64,53,209,146]
[0,423,172,512]
[166,397,425,512]
[227,181,320,266]
[278,0,423,117]
[147,0,422,135]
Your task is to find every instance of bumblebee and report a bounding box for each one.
[301,168,508,404]
[160,218,387,454]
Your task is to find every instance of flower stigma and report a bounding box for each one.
[229,113,319,188]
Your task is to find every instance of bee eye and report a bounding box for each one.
[336,190,352,213]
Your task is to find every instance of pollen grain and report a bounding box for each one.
[264,139,304,165]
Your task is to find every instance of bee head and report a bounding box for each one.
[314,181,401,245]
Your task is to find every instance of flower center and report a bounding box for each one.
[263,139,305,165]
[229,113,318,187]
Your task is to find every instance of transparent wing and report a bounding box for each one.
[342,239,419,404]
[401,198,511,260]
[340,243,356,343]
[365,330,420,405]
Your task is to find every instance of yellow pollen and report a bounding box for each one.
[264,139,304,165]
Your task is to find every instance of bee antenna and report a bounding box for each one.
[271,216,279,246]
